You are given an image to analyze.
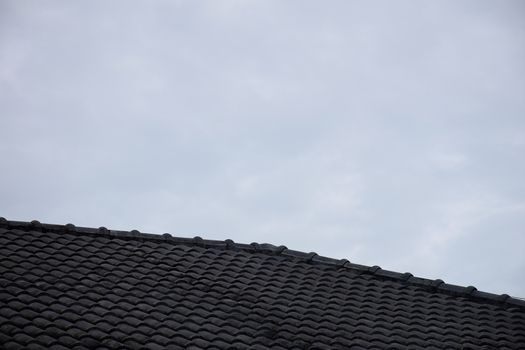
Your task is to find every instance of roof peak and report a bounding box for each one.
[1,217,524,310]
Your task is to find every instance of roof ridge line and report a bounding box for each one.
[1,217,524,310]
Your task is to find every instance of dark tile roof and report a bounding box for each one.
[1,218,524,350]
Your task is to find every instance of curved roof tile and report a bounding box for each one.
[1,218,524,349]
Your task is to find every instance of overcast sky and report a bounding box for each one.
[1,1,524,297]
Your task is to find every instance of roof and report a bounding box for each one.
[1,218,524,350]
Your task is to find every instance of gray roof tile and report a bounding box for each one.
[1,218,525,349]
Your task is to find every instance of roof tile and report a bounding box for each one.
[0,218,524,349]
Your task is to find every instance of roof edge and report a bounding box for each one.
[1,217,524,309]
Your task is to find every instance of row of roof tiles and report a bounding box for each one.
[1,217,523,309]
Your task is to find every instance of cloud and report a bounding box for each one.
[1,0,524,296]
[432,153,467,170]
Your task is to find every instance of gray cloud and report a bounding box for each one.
[1,0,524,296]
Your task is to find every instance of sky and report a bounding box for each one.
[1,1,524,297]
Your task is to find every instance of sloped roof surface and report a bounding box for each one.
[1,219,524,350]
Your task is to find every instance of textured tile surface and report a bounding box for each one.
[0,219,524,349]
